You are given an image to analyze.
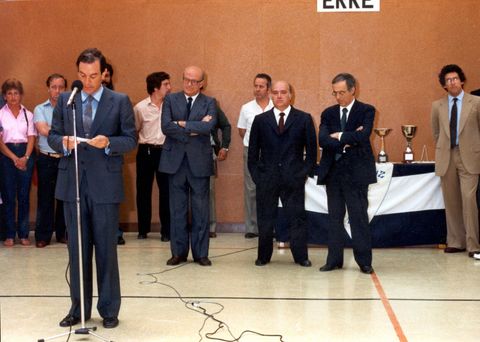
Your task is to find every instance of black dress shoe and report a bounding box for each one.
[166,256,187,266]
[103,317,119,329]
[56,237,67,244]
[59,314,80,327]
[444,247,466,253]
[209,232,217,238]
[297,260,312,267]
[360,265,374,274]
[117,236,125,245]
[160,236,170,242]
[245,233,259,239]
[137,233,148,239]
[319,264,343,272]
[468,251,480,258]
[195,257,212,266]
[255,259,268,266]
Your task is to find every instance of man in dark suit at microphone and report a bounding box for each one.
[48,48,136,328]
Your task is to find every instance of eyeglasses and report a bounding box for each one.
[183,77,202,85]
[332,90,348,97]
[445,77,460,84]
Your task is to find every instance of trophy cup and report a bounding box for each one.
[401,125,417,163]
[373,128,392,163]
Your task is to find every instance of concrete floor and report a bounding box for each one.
[1,233,479,342]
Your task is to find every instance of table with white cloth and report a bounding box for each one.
[276,162,447,247]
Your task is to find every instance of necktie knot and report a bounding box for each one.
[453,97,458,103]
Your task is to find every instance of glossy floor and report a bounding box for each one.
[0,233,479,342]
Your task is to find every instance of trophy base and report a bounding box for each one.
[404,152,414,163]
[378,154,388,163]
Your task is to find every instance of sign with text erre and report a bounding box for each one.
[317,0,380,12]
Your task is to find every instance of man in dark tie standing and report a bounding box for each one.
[248,80,317,267]
[48,48,136,328]
[159,66,217,266]
[317,73,376,274]
[431,64,480,258]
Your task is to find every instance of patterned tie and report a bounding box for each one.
[341,107,348,131]
[83,95,94,138]
[279,112,285,134]
[450,98,458,148]
[186,97,193,119]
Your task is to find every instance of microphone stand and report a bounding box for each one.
[38,95,112,342]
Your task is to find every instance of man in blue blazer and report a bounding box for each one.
[159,66,217,266]
[48,48,136,328]
[317,73,376,274]
[248,81,317,267]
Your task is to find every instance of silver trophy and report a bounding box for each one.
[374,128,392,163]
[401,125,417,163]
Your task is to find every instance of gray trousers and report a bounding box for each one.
[209,174,216,232]
[243,147,258,234]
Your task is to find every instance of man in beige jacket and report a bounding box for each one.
[432,64,480,258]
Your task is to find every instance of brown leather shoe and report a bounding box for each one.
[209,232,217,238]
[20,238,31,246]
[4,238,14,247]
[166,256,187,266]
[36,241,48,248]
[444,247,466,253]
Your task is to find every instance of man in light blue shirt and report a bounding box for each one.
[33,74,67,247]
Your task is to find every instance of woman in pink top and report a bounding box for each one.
[0,79,36,247]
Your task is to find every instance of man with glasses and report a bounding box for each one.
[159,66,217,266]
[317,73,376,274]
[432,64,480,258]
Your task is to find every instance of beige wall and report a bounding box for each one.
[1,0,479,225]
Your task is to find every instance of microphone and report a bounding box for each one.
[67,80,83,106]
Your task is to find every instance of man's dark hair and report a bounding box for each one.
[46,73,67,88]
[2,78,24,96]
[255,73,272,89]
[103,62,114,90]
[438,64,466,87]
[76,48,107,73]
[105,63,114,77]
[332,73,356,90]
[146,72,170,95]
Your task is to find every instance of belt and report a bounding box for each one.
[40,151,62,158]
[5,142,27,147]
[140,143,163,149]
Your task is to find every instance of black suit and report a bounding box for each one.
[248,107,317,263]
[48,88,136,319]
[471,89,480,97]
[317,100,376,268]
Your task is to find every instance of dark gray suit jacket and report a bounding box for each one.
[48,88,137,203]
[159,92,217,177]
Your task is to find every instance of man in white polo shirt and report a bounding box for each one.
[237,74,273,239]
